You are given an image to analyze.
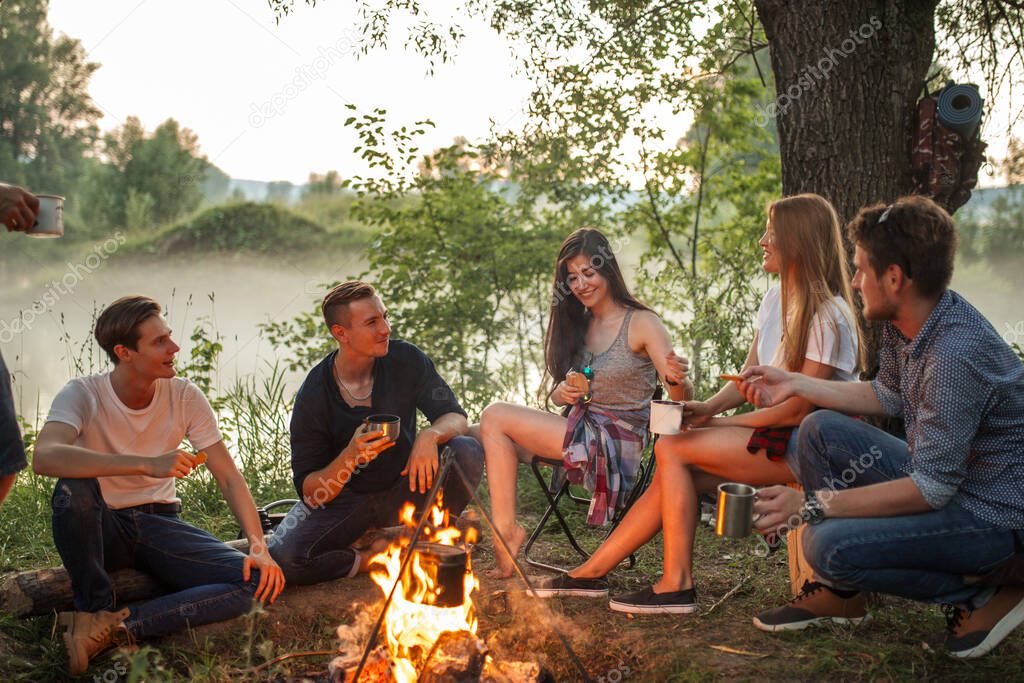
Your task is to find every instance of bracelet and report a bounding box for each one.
[663,376,679,386]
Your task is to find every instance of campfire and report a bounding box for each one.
[330,497,552,682]
[369,499,479,681]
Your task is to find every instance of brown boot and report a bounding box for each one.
[945,586,1024,658]
[753,580,869,632]
[59,607,131,675]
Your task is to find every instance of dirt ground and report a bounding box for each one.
[3,516,1023,681]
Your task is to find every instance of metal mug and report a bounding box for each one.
[27,194,65,238]
[650,399,686,435]
[362,413,400,442]
[715,482,757,538]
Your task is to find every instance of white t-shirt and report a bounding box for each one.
[46,373,222,509]
[756,284,859,382]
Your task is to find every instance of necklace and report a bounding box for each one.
[333,360,373,401]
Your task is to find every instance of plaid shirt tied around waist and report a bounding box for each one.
[562,402,650,526]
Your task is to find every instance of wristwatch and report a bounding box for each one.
[800,490,827,525]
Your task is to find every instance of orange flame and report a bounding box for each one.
[369,498,479,683]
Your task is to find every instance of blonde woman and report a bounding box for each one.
[536,193,863,613]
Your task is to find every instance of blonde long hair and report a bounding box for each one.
[768,194,864,373]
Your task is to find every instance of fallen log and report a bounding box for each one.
[1,537,256,618]
[1,525,407,619]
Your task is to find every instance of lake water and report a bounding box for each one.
[0,251,365,424]
[0,248,1020,425]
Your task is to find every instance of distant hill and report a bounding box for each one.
[958,184,1022,218]
[124,202,331,257]
[202,164,308,204]
[225,178,306,203]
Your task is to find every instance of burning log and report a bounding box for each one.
[345,495,550,683]
[329,647,395,683]
[419,629,487,682]
[481,660,555,683]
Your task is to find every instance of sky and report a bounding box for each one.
[47,0,534,185]
[46,0,1018,187]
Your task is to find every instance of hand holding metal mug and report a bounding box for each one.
[715,482,759,537]
[650,399,686,435]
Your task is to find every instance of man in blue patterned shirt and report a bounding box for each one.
[741,195,1024,658]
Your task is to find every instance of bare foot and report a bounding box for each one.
[485,524,527,579]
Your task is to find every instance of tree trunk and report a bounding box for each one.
[754,0,938,221]
[754,0,937,384]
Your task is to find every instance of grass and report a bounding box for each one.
[3,458,1024,680]
[2,349,1022,680]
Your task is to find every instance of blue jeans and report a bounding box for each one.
[792,410,1022,607]
[51,478,258,639]
[269,436,483,585]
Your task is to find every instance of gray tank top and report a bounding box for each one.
[574,309,658,411]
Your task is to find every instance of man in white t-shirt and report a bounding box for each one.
[33,296,285,675]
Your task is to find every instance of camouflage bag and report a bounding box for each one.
[909,85,986,214]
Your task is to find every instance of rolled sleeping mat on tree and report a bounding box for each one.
[937,83,983,139]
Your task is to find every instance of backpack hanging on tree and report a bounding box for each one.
[909,83,986,213]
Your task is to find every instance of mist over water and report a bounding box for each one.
[0,253,364,423]
[0,243,1019,426]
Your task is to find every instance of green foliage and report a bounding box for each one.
[79,116,210,231]
[259,302,333,373]
[177,314,225,399]
[346,109,566,411]
[304,170,344,196]
[0,0,100,211]
[264,180,294,204]
[202,164,232,205]
[290,186,380,241]
[125,201,331,257]
[630,53,782,395]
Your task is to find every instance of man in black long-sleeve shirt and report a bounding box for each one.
[268,281,483,583]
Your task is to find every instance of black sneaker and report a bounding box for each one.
[531,573,609,598]
[609,585,698,614]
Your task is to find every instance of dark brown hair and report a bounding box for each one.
[847,195,957,299]
[94,295,163,364]
[322,280,377,327]
[544,228,650,394]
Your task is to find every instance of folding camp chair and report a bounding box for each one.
[522,388,663,573]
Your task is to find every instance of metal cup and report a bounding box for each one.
[363,413,400,442]
[650,399,685,435]
[715,482,757,538]
[26,194,64,238]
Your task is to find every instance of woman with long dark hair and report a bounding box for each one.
[479,228,692,578]
[536,194,864,613]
